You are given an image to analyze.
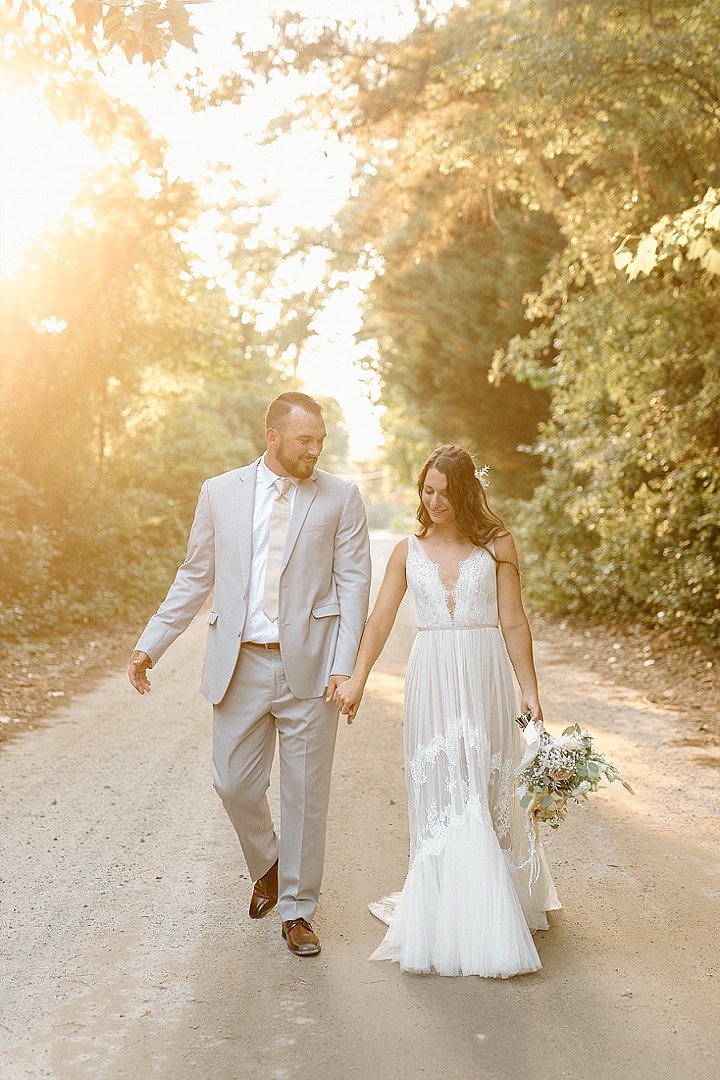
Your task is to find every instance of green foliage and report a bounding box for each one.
[0,468,188,644]
[0,8,304,656]
[4,0,719,655]
[1,159,203,479]
[233,0,720,641]
[377,385,437,490]
[512,277,719,639]
[0,0,384,665]
[615,188,720,280]
[0,464,59,637]
[358,184,563,495]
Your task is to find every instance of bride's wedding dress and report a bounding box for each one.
[369,535,560,978]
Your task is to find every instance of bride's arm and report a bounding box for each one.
[333,538,409,722]
[495,532,543,723]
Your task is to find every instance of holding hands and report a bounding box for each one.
[332,676,366,724]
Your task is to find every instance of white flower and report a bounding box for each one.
[560,736,586,752]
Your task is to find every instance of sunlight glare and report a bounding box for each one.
[0,1,438,454]
[0,84,101,276]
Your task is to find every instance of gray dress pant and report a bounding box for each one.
[211,644,338,922]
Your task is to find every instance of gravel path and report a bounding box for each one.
[1,532,719,1080]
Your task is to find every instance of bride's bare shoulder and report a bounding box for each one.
[492,530,520,563]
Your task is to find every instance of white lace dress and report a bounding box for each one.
[369,535,560,977]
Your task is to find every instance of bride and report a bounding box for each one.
[334,445,560,978]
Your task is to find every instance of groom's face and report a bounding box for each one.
[266,407,327,480]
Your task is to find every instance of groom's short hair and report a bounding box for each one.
[266,392,323,430]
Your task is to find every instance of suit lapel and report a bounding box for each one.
[283,473,318,570]
[236,460,260,589]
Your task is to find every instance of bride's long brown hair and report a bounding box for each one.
[416,445,506,548]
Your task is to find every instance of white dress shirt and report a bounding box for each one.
[242,456,298,643]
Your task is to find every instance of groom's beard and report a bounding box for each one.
[274,439,318,480]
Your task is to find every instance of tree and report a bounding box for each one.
[615,188,720,280]
[227,0,720,637]
[509,273,719,637]
[355,177,563,494]
[0,2,303,649]
[1,0,205,80]
[0,143,215,476]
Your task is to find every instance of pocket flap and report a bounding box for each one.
[312,603,340,619]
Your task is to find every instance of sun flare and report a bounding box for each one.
[0,3,397,457]
[0,84,101,277]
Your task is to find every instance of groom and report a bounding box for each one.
[128,392,371,957]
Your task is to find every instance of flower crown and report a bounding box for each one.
[474,465,490,488]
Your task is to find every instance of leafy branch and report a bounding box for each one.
[614,188,720,279]
[71,0,207,64]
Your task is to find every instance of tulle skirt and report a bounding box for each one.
[370,627,560,978]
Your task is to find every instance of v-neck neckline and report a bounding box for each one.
[412,536,480,619]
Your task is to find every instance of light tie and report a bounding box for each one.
[262,477,292,622]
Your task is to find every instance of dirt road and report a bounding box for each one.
[1,532,719,1080]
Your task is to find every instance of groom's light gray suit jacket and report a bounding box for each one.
[135,460,371,704]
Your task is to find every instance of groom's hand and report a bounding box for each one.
[329,674,362,724]
[327,674,356,723]
[326,674,348,703]
[128,650,153,694]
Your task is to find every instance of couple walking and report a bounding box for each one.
[129,392,559,977]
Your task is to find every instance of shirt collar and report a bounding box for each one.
[259,454,296,491]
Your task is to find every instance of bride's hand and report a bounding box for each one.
[333,677,365,724]
[521,695,543,725]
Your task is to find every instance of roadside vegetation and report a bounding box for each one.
[1,1,717,680]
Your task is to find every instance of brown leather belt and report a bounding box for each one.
[243,641,281,651]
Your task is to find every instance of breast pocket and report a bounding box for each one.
[303,522,336,535]
[299,522,336,560]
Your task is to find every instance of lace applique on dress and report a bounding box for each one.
[368,534,561,977]
[406,535,499,630]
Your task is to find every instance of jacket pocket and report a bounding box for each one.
[312,602,340,619]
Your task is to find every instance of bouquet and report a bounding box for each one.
[515,712,633,828]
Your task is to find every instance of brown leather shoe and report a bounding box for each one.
[249,859,278,919]
[282,918,321,956]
